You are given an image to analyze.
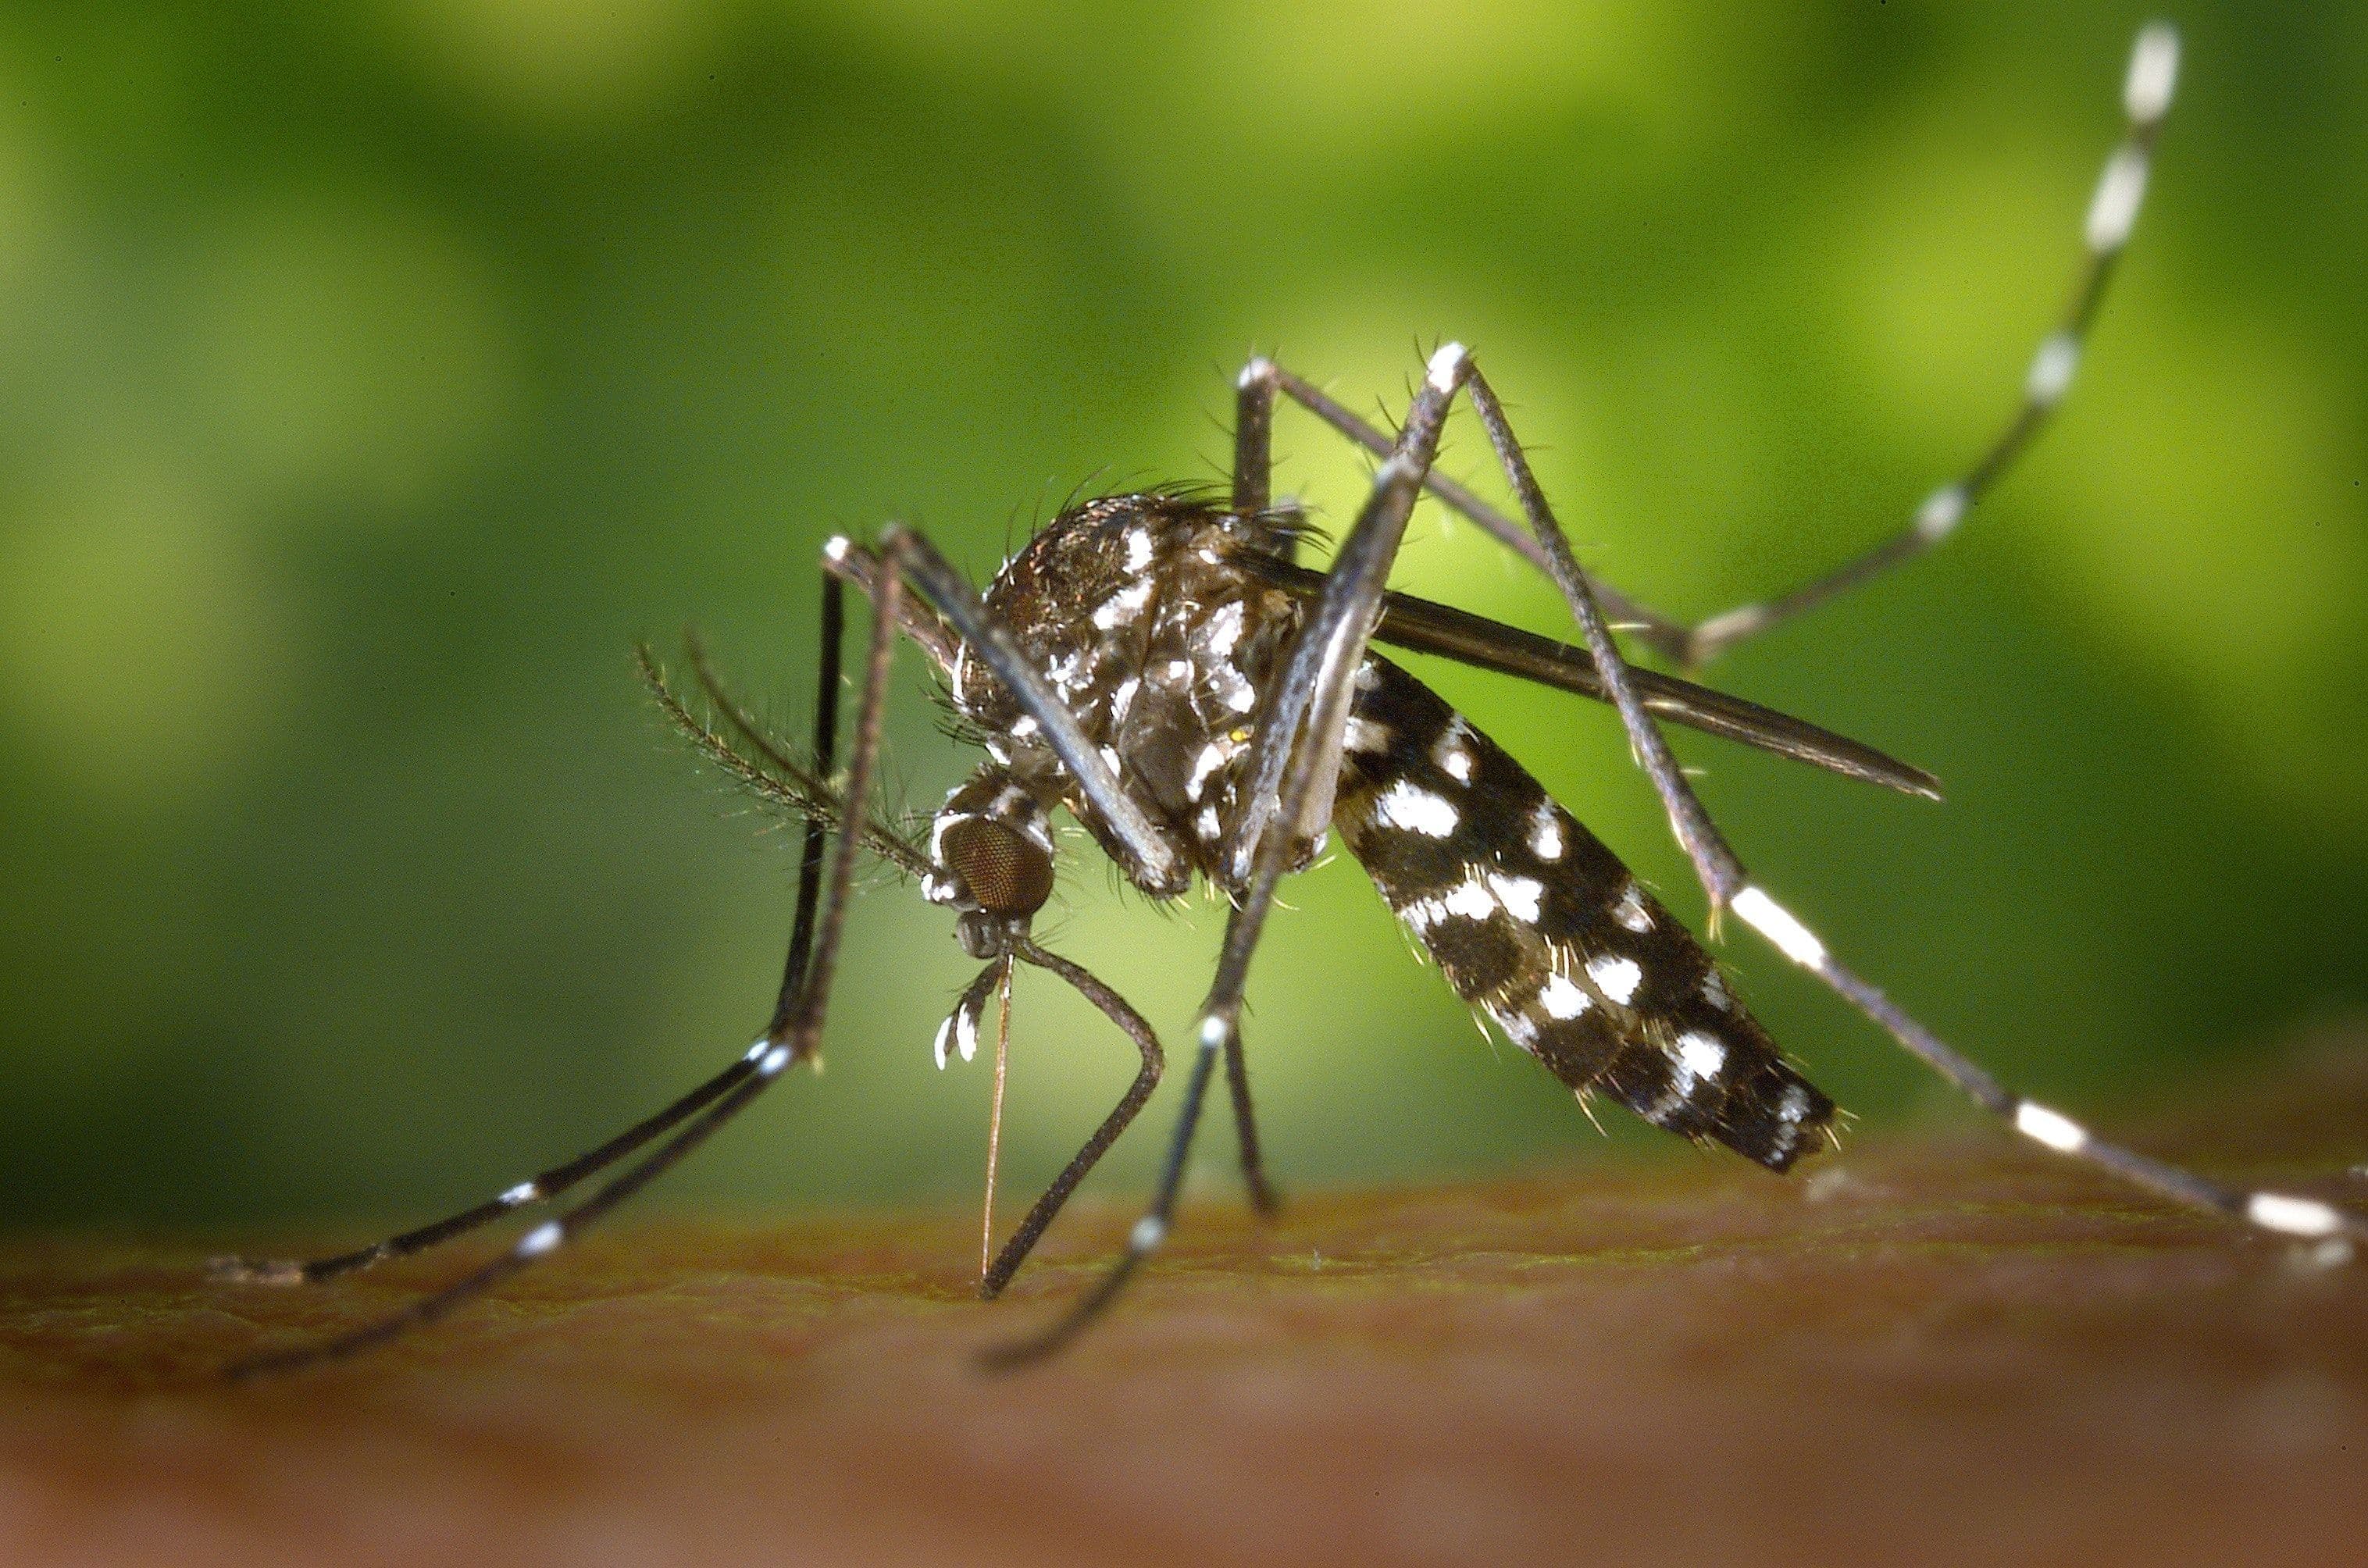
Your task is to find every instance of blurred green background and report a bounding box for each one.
[2,1,2363,1233]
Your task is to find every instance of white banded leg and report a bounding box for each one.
[207,1041,776,1287]
[223,536,912,1377]
[1248,24,2178,672]
[1683,21,2181,666]
[1726,886,2362,1255]
[1439,333,2357,1258]
[212,574,865,1293]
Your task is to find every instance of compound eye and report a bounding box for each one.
[940,816,1054,918]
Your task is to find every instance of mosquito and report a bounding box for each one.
[214,21,2361,1377]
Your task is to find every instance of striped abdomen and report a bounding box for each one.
[1332,655,1835,1171]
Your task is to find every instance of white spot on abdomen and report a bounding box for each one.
[1586,954,1642,1006]
[1485,871,1543,924]
[1432,719,1475,782]
[1673,1030,1727,1089]
[1440,879,1496,922]
[1374,780,1459,838]
[1538,973,1592,1020]
[1528,800,1564,861]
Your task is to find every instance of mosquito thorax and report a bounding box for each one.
[955,494,1305,896]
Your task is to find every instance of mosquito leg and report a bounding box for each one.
[1683,23,2180,665]
[1233,355,1278,519]
[223,542,910,1375]
[1222,1032,1281,1217]
[1262,361,1689,660]
[209,1052,770,1288]
[978,941,1164,1299]
[988,346,1475,1364]
[214,574,861,1290]
[1726,885,2365,1252]
[1457,349,2359,1255]
[765,570,844,1036]
[1263,30,2179,672]
[976,968,1225,1368]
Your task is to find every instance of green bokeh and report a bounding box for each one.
[2,2,2362,1229]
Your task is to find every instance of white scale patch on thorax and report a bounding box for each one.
[1091,579,1154,630]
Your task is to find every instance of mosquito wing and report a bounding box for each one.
[1235,554,1940,800]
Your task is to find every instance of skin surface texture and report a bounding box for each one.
[3,1038,2363,1568]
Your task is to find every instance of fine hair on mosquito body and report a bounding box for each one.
[212,21,2363,1379]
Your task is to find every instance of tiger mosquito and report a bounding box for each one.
[215,22,2363,1377]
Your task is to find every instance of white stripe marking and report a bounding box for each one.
[2084,146,2150,253]
[2013,1100,2089,1153]
[1426,342,1468,393]
[1091,579,1154,629]
[2249,1192,2345,1238]
[1441,880,1497,922]
[1528,800,1564,861]
[1486,871,1544,924]
[1495,1008,1539,1049]
[1204,600,1246,657]
[1914,484,1967,542]
[1432,719,1475,782]
[1188,741,1230,800]
[2026,332,2080,408]
[1375,780,1459,837]
[1539,973,1592,1020]
[1587,954,1642,1007]
[1732,886,1828,969]
[2124,22,2179,125]
[1674,1030,1727,1089]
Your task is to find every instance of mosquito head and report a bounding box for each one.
[925,765,1057,957]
